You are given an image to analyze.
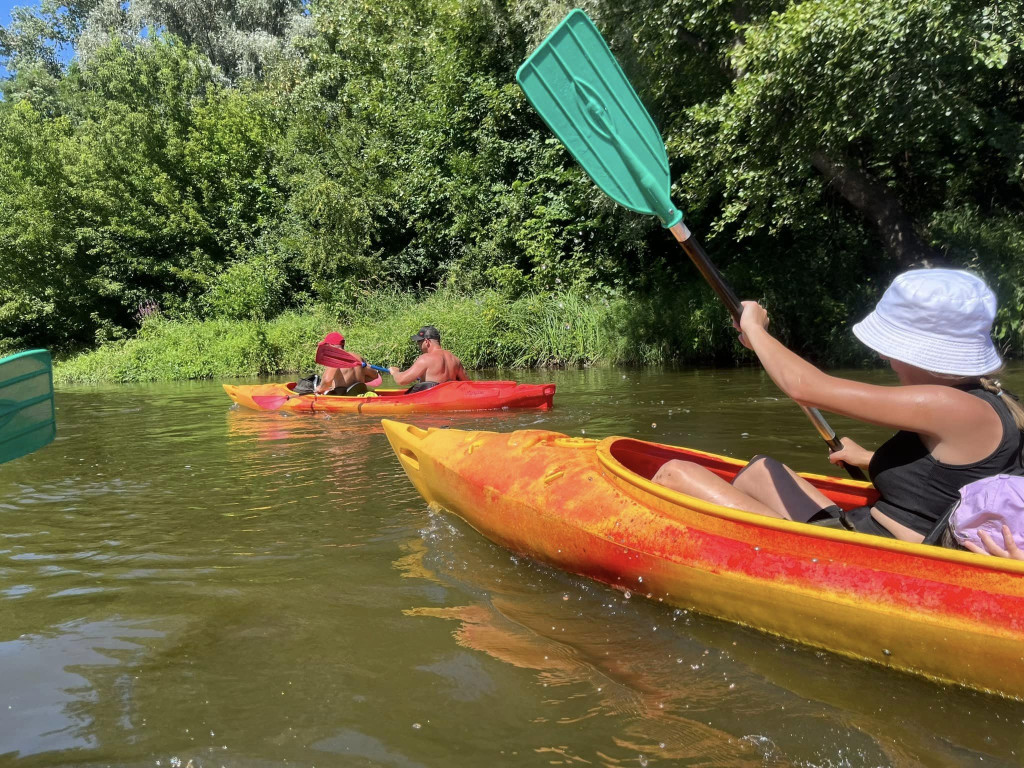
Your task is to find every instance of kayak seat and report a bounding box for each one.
[339,382,368,396]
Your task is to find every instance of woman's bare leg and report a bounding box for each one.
[652,460,785,519]
[732,455,834,522]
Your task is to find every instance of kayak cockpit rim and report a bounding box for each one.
[284,383,409,398]
[597,436,1024,574]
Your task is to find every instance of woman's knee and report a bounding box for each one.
[733,454,784,492]
[743,454,773,470]
[652,459,705,492]
[735,454,769,480]
[653,457,783,518]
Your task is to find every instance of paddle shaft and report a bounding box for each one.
[669,222,866,481]
[516,11,864,481]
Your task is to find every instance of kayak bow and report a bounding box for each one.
[382,420,1024,699]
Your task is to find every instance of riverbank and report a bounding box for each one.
[55,287,749,384]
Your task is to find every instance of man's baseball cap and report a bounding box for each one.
[410,325,441,344]
[322,332,345,347]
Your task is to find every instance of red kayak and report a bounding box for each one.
[223,380,556,414]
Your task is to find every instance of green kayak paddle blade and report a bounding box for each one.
[0,349,56,465]
[516,9,683,228]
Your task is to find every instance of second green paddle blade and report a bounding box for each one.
[0,349,56,465]
[516,9,682,228]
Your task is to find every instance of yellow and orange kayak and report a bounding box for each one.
[382,420,1024,699]
[223,380,555,414]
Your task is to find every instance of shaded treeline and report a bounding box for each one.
[2,0,1023,372]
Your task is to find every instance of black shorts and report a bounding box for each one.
[808,505,896,538]
[406,381,440,394]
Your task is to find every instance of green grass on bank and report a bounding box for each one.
[54,287,748,384]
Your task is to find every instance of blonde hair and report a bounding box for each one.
[978,376,1024,431]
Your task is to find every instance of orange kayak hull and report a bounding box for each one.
[223,380,555,414]
[382,420,1024,699]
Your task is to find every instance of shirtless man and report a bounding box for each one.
[315,332,380,395]
[389,326,469,393]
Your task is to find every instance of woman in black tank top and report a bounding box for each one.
[652,268,1024,547]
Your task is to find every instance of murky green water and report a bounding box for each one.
[2,367,1023,767]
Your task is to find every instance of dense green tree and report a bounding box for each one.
[0,38,285,350]
[275,0,651,301]
[2,0,1023,363]
[0,0,99,77]
[77,0,308,80]
[583,0,1024,357]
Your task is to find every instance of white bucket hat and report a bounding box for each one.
[852,269,1002,377]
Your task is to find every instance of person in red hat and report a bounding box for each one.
[315,332,381,395]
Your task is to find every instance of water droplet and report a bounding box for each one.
[412,723,422,730]
[651,422,657,428]
[624,590,632,599]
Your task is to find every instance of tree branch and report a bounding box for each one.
[810,150,940,267]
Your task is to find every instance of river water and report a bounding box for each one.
[2,367,1023,767]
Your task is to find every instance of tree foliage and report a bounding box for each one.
[2,0,1023,362]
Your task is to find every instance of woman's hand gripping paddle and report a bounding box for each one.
[0,349,56,465]
[516,10,865,481]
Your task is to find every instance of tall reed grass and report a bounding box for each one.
[55,287,738,384]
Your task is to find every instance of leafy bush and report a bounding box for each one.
[203,255,289,320]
